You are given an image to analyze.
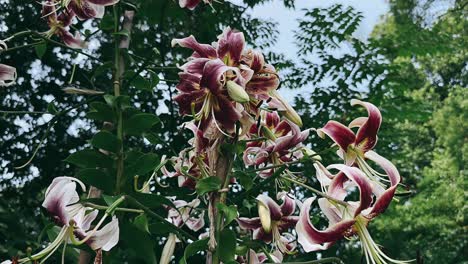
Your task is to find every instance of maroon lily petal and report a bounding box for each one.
[201,59,238,94]
[327,172,348,201]
[351,99,382,152]
[364,150,401,216]
[41,1,57,23]
[327,164,373,216]
[253,227,273,243]
[176,72,202,93]
[178,0,202,10]
[180,58,210,75]
[275,120,292,136]
[265,111,280,129]
[217,27,245,64]
[69,0,99,20]
[59,29,87,49]
[318,198,343,225]
[172,35,217,58]
[237,217,262,230]
[213,94,243,132]
[0,64,17,87]
[242,49,265,72]
[87,0,120,6]
[317,120,356,151]
[277,192,296,216]
[246,64,280,95]
[257,194,283,221]
[296,197,355,252]
[173,89,207,115]
[278,216,299,231]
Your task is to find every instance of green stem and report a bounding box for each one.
[83,202,144,214]
[124,195,196,241]
[273,257,344,264]
[280,175,348,207]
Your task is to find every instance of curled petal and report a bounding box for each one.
[186,211,205,232]
[277,192,296,216]
[317,121,356,151]
[0,64,17,87]
[364,150,401,216]
[296,197,355,252]
[176,72,202,93]
[265,111,280,129]
[243,147,269,166]
[178,0,202,10]
[73,208,98,231]
[256,195,282,221]
[69,1,101,20]
[242,49,265,72]
[327,165,373,216]
[173,89,207,115]
[59,30,87,49]
[171,35,217,58]
[213,94,243,132]
[180,58,210,75]
[217,27,245,63]
[313,162,333,188]
[237,217,261,230]
[351,99,382,151]
[246,64,279,95]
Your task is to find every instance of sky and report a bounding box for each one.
[232,0,390,101]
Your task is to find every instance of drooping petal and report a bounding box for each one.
[256,194,283,221]
[180,58,210,75]
[241,49,265,72]
[213,94,243,132]
[59,30,87,49]
[86,216,119,251]
[0,64,17,87]
[364,150,401,216]
[176,72,202,93]
[217,27,245,64]
[73,208,98,231]
[237,217,262,230]
[277,216,299,230]
[351,99,382,152]
[318,198,343,225]
[172,35,217,58]
[173,89,207,115]
[69,0,100,20]
[327,172,348,201]
[317,120,356,151]
[186,211,205,232]
[42,178,81,226]
[178,0,202,10]
[296,197,355,252]
[327,164,373,216]
[246,64,279,95]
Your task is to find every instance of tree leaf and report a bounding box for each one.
[91,131,121,153]
[76,168,114,193]
[195,177,221,196]
[65,149,113,168]
[179,238,209,264]
[124,113,160,135]
[218,229,236,262]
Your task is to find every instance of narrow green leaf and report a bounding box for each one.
[133,214,150,234]
[47,102,58,115]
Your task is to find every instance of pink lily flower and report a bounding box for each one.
[243,111,309,178]
[317,99,400,204]
[167,198,205,231]
[0,64,17,87]
[237,192,298,253]
[296,164,408,264]
[42,2,87,49]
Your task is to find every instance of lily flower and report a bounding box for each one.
[5,177,119,263]
[0,64,17,87]
[237,192,298,253]
[243,111,309,178]
[296,164,408,264]
[167,198,205,231]
[42,1,87,49]
[317,99,399,200]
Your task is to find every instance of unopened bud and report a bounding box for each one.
[302,147,321,161]
[261,126,277,141]
[284,108,303,127]
[226,80,250,103]
[62,86,104,95]
[159,233,177,264]
[258,202,271,233]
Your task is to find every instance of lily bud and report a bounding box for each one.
[302,147,321,161]
[159,233,177,264]
[62,86,105,95]
[269,90,302,127]
[261,126,277,141]
[226,80,250,103]
[258,201,271,233]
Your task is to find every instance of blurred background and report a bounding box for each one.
[0,0,466,263]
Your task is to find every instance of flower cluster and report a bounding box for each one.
[2,177,119,264]
[40,0,119,48]
[163,27,407,264]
